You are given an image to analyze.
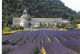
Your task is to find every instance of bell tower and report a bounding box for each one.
[23,9,27,15]
[20,9,32,29]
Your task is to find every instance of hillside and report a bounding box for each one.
[2,0,80,26]
[78,11,80,15]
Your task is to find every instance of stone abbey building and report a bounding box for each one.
[13,9,70,28]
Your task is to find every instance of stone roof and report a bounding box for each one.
[32,18,62,23]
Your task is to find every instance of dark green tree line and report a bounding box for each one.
[2,0,80,27]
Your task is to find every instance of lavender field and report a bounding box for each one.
[2,29,80,54]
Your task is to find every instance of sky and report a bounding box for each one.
[61,0,80,12]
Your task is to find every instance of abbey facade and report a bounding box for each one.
[13,9,70,28]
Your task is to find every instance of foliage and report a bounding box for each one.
[3,27,11,31]
[56,24,61,29]
[68,14,80,23]
[78,11,80,16]
[56,23,66,28]
[60,23,66,28]
[72,20,80,24]
[2,0,80,27]
[2,26,24,32]
[11,26,24,30]
[34,26,52,28]
[65,24,77,30]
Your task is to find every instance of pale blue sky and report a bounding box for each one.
[61,0,80,12]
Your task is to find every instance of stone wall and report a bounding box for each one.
[13,18,20,26]
[13,17,63,28]
[31,18,63,27]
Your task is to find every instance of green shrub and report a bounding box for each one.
[3,27,11,31]
[11,26,24,30]
[56,23,66,29]
[72,20,80,24]
[60,23,66,28]
[65,24,77,30]
[56,24,61,29]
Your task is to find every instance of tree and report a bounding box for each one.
[60,23,66,28]
[2,0,80,27]
[72,20,80,24]
[65,24,77,30]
